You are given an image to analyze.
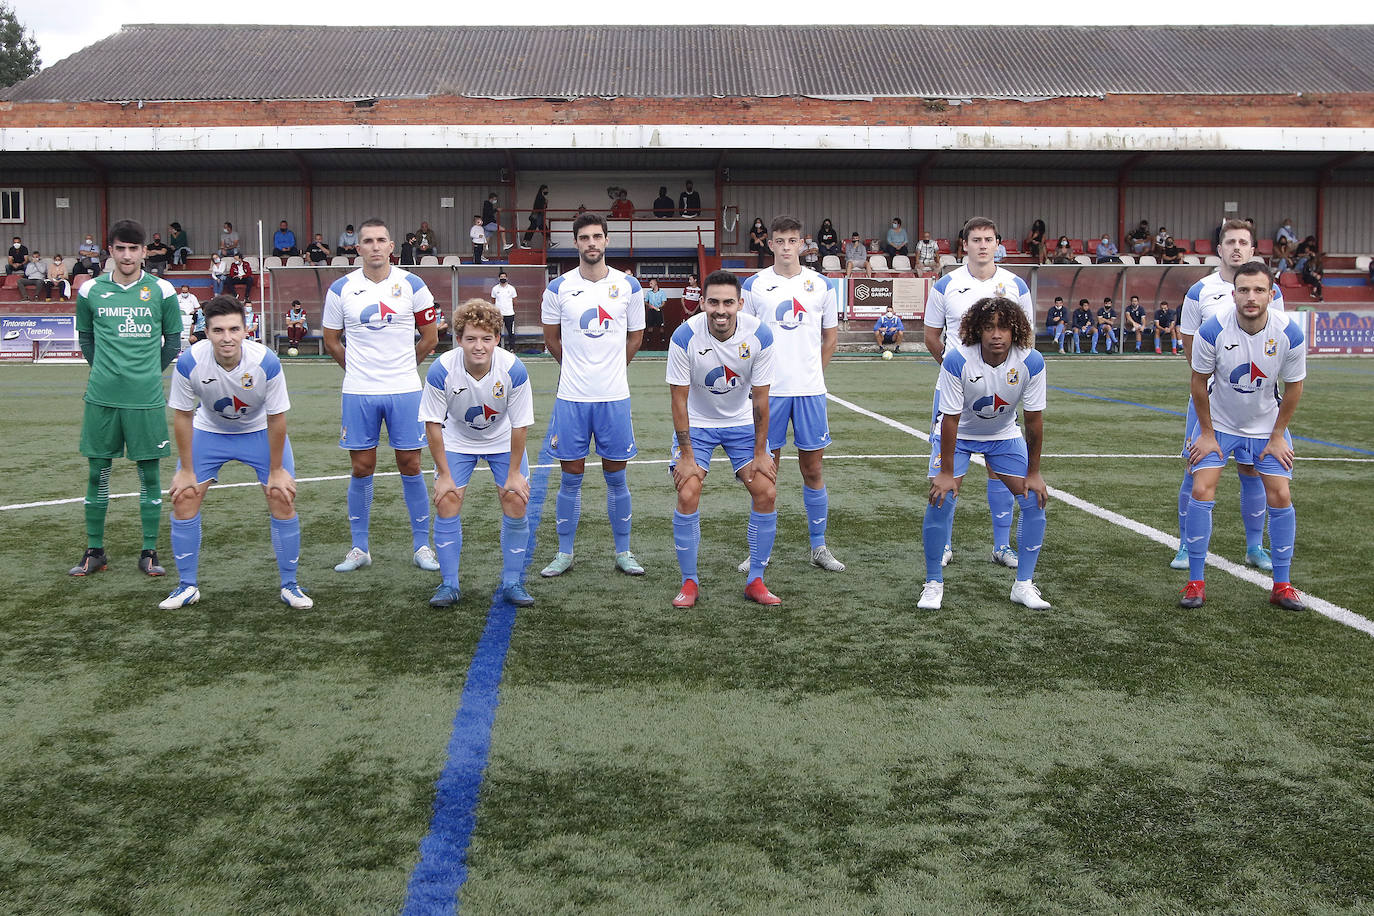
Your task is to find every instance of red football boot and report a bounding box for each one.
[743,577,781,606]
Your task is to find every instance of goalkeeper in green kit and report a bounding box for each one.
[70,220,182,577]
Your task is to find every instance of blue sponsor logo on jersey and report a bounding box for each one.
[972,393,1011,418]
[359,302,398,329]
[774,297,807,329]
[212,395,250,419]
[704,364,741,394]
[579,306,614,337]
[464,404,500,429]
[1228,361,1267,393]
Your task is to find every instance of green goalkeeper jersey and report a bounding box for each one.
[76,271,181,409]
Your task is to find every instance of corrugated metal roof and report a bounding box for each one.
[6,24,1374,103]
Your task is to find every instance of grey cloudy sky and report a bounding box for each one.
[11,2,1364,71]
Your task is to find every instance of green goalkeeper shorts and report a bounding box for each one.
[79,402,171,461]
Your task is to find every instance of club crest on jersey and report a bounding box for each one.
[1265,338,1277,356]
[139,287,151,301]
[579,306,614,337]
[391,282,403,297]
[213,395,250,419]
[803,279,815,293]
[1228,361,1267,393]
[774,297,807,330]
[608,284,621,300]
[972,393,1011,418]
[359,302,398,329]
[492,380,505,399]
[241,372,254,389]
[464,404,500,429]
[704,364,742,394]
[995,283,1007,297]
[738,341,751,359]
[1006,367,1020,385]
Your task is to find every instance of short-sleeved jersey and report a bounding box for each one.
[491,282,518,317]
[541,266,645,402]
[1126,304,1146,324]
[937,343,1047,441]
[1072,307,1094,329]
[1046,304,1067,324]
[1155,306,1175,327]
[322,266,435,394]
[742,266,838,397]
[924,266,1034,351]
[1180,270,1286,336]
[76,271,181,409]
[1192,308,1305,437]
[177,294,199,334]
[168,339,290,434]
[419,346,534,455]
[667,312,776,427]
[1097,305,1117,323]
[874,313,905,334]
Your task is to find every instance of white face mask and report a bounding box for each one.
[892,223,900,229]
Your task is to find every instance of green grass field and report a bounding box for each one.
[2,354,1373,915]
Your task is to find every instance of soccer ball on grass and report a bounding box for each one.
[881,349,894,360]
[287,347,299,357]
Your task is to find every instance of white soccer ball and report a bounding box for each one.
[882,349,894,360]
[287,347,299,357]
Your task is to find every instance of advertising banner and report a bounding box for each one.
[0,315,80,362]
[1306,310,1374,354]
[847,278,929,320]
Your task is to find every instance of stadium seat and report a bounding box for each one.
[285,256,305,267]
[821,255,841,272]
[1074,254,1092,265]
[1278,271,1302,289]
[1118,254,1135,265]
[1194,240,1214,255]
[263,256,283,269]
[1356,255,1371,272]
[938,254,957,269]
[891,254,913,271]
[1257,239,1274,257]
[419,256,440,266]
[1003,239,1019,254]
[329,256,350,267]
[441,255,463,266]
[937,238,951,254]
[1069,239,1084,255]
[1138,255,1158,265]
[1182,255,1202,265]
[1204,255,1221,266]
[351,256,364,266]
[868,255,890,272]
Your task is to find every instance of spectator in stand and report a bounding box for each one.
[491,271,518,346]
[169,222,192,266]
[1274,218,1298,270]
[470,215,488,263]
[272,221,299,258]
[7,236,28,275]
[817,219,841,261]
[801,235,820,269]
[243,302,259,340]
[47,254,71,301]
[609,190,635,219]
[399,232,420,267]
[1025,219,1047,264]
[994,239,1007,262]
[682,274,701,313]
[1124,295,1148,352]
[915,230,939,275]
[1051,236,1075,264]
[1094,233,1121,264]
[1302,252,1324,301]
[873,304,904,354]
[953,234,967,262]
[1093,297,1118,353]
[285,300,309,349]
[209,253,228,295]
[18,252,47,301]
[188,303,206,344]
[748,217,769,267]
[219,221,240,256]
[307,234,332,265]
[1160,236,1185,264]
[76,233,102,276]
[337,224,359,257]
[678,181,701,218]
[1292,236,1318,275]
[145,233,172,276]
[1127,219,1152,256]
[522,184,549,248]
[483,193,507,253]
[176,284,199,348]
[416,221,438,260]
[644,278,667,329]
[881,218,909,258]
[1153,225,1170,257]
[1153,300,1179,355]
[1046,296,1068,352]
[844,232,868,276]
[1069,298,1094,353]
[226,253,254,301]
[652,186,675,218]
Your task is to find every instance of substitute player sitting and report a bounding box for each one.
[420,300,535,609]
[162,296,312,609]
[1180,262,1306,611]
[667,270,780,608]
[920,296,1050,612]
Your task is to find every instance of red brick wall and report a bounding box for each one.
[3,94,1371,129]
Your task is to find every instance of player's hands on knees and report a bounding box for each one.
[501,472,530,507]
[266,467,297,505]
[929,471,958,507]
[1187,433,1222,468]
[1024,471,1049,508]
[750,450,777,483]
[672,458,705,492]
[1260,435,1294,471]
[433,472,458,507]
[169,467,200,504]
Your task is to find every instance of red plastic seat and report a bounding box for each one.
[1194,239,1214,255]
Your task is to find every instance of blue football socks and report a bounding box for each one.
[1268,505,1296,583]
[434,513,463,588]
[400,473,431,552]
[1014,494,1046,581]
[1238,472,1267,551]
[500,514,529,585]
[170,513,201,586]
[988,477,1015,551]
[555,471,583,554]
[1186,497,1215,581]
[269,514,301,587]
[673,510,700,583]
[802,485,829,550]
[747,509,777,581]
[346,474,373,553]
[922,494,956,582]
[604,468,632,553]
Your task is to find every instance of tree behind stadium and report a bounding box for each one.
[0,2,41,88]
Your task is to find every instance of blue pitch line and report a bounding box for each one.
[1048,385,1374,455]
[402,425,558,915]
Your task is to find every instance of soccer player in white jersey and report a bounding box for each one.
[420,299,535,609]
[923,216,1037,569]
[322,218,440,574]
[161,296,312,610]
[1171,218,1288,573]
[1181,263,1306,612]
[539,213,647,578]
[667,270,780,609]
[740,214,844,572]
[920,297,1050,612]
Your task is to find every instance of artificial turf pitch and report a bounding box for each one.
[2,355,1372,914]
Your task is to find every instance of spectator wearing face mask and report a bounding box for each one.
[881,218,909,258]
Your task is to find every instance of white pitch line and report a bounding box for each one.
[826,393,1374,639]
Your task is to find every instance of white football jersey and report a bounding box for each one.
[322,266,436,394]
[666,312,776,427]
[924,266,1035,352]
[937,343,1047,441]
[742,266,838,397]
[169,339,290,434]
[177,293,198,339]
[419,346,534,455]
[541,266,645,402]
[1180,270,1286,336]
[491,282,518,317]
[1192,308,1305,438]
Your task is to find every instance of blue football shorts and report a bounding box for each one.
[548,397,637,461]
[339,391,427,451]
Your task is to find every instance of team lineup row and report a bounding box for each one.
[68,215,1308,613]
